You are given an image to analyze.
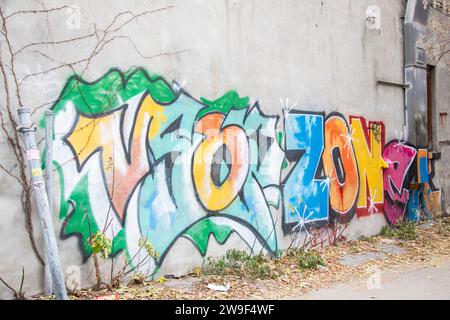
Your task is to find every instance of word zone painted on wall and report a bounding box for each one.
[49,68,442,275]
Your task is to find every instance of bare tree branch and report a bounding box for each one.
[0,2,187,284]
[14,32,97,56]
[0,267,26,299]
[4,5,72,20]
[0,163,25,187]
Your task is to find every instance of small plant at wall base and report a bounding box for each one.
[285,249,325,270]
[88,230,112,291]
[129,272,147,285]
[201,248,326,280]
[202,249,277,280]
[109,237,161,289]
[138,237,160,261]
[380,222,417,241]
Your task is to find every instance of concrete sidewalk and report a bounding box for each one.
[299,261,450,300]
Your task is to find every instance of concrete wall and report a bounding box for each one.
[0,0,446,298]
[428,8,450,214]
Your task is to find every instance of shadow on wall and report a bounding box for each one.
[43,67,444,277]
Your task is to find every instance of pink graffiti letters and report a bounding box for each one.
[382,141,417,224]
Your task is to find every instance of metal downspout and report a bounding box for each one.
[404,0,429,147]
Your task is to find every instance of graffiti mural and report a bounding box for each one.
[50,68,284,275]
[349,116,388,217]
[323,113,359,223]
[282,111,329,233]
[407,149,442,222]
[46,67,443,277]
[382,140,417,225]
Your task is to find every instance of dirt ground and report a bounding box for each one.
[34,217,450,300]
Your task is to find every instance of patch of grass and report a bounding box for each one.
[286,249,325,270]
[202,249,276,279]
[358,235,377,243]
[380,222,417,240]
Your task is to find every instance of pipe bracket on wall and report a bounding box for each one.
[377,80,410,89]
